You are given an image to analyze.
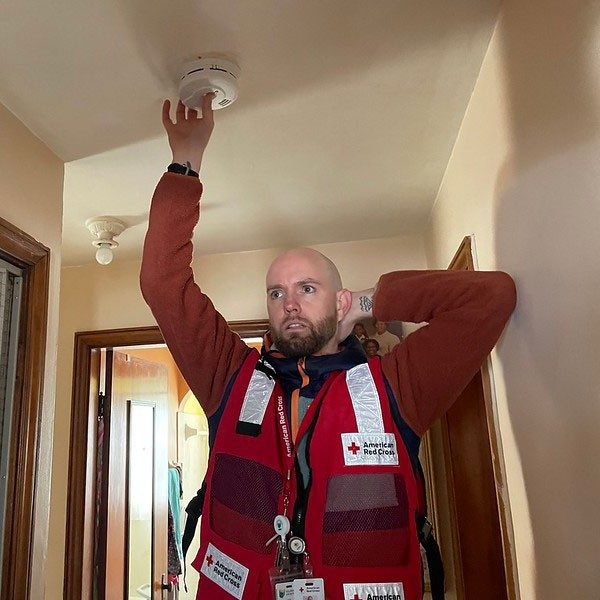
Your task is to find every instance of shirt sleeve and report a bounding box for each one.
[140,172,250,416]
[374,270,517,435]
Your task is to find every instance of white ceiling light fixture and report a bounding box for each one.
[179,57,241,111]
[85,217,127,265]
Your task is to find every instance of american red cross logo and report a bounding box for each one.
[299,587,304,593]
[206,554,214,567]
[352,594,362,600]
[348,441,360,455]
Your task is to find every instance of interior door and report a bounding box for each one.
[437,237,512,599]
[441,371,508,598]
[103,350,169,600]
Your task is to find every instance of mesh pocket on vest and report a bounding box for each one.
[322,472,410,566]
[210,453,283,554]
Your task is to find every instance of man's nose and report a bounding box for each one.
[284,296,300,313]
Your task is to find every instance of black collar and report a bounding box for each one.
[260,335,367,398]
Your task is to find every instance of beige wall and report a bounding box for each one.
[47,233,426,598]
[426,1,600,598]
[0,103,64,599]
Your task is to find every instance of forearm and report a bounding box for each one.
[140,173,249,415]
[376,270,517,434]
[373,270,515,322]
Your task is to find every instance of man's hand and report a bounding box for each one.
[162,93,215,172]
[337,288,374,342]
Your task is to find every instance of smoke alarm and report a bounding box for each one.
[179,57,240,110]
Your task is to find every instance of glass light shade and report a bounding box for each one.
[95,245,113,265]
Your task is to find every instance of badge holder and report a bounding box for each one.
[267,516,303,596]
[267,519,323,599]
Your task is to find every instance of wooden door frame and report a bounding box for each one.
[443,236,519,600]
[64,320,269,599]
[0,216,50,599]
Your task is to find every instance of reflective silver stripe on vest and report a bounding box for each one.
[238,369,275,425]
[345,363,385,433]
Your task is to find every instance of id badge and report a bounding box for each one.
[292,578,325,600]
[274,581,295,599]
[269,566,303,597]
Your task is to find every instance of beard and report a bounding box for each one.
[271,313,338,359]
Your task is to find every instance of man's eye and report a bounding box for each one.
[269,290,283,300]
[302,285,315,294]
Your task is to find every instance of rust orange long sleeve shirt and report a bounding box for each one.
[140,173,516,435]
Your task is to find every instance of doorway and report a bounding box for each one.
[0,217,50,599]
[96,347,171,600]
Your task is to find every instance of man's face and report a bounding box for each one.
[353,323,366,337]
[266,250,341,358]
[375,320,387,334]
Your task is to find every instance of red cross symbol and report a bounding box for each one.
[352,594,362,600]
[348,441,360,455]
[300,587,304,593]
[206,554,214,567]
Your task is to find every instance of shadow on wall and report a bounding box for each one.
[494,1,600,597]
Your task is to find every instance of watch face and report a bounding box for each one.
[168,162,187,174]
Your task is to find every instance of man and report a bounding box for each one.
[372,320,401,355]
[352,322,368,342]
[140,94,517,600]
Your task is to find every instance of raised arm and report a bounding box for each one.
[140,95,249,416]
[341,270,516,435]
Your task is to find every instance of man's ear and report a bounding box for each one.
[336,289,353,321]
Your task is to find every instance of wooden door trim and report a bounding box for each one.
[0,216,50,599]
[446,236,519,600]
[64,320,269,599]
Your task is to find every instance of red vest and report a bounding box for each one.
[192,350,423,600]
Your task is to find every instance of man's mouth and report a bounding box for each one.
[285,320,308,331]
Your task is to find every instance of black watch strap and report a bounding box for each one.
[167,161,199,178]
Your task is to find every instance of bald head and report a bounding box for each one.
[265,248,350,357]
[266,248,342,291]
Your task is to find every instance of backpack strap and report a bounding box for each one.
[417,512,445,600]
[182,480,206,561]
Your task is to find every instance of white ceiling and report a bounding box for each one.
[0,0,499,266]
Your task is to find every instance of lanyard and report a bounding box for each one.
[274,390,295,516]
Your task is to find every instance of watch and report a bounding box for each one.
[167,161,199,177]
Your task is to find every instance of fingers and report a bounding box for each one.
[161,99,173,129]
[176,100,186,123]
[163,94,214,128]
[202,92,215,124]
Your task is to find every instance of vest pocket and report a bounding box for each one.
[322,472,410,567]
[210,453,283,554]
